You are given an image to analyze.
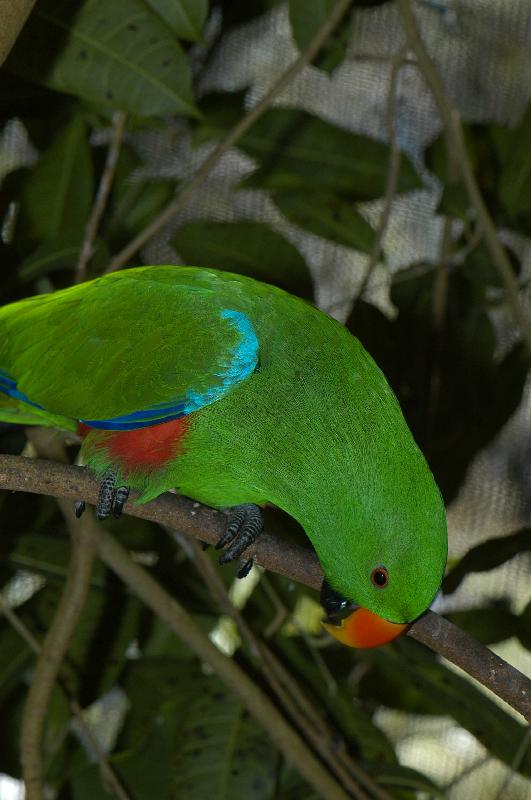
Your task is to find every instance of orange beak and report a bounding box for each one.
[322,607,408,649]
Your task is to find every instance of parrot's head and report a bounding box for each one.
[311,426,448,649]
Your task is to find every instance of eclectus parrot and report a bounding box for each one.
[0,267,447,647]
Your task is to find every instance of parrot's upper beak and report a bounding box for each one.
[322,606,408,648]
[319,579,408,648]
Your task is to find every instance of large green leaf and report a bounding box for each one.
[273,188,377,253]
[499,101,531,219]
[443,528,531,595]
[237,109,422,200]
[145,0,208,41]
[20,115,93,244]
[112,660,278,799]
[6,0,197,118]
[172,219,314,298]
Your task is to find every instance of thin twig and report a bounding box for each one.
[0,595,131,800]
[0,452,530,722]
[105,0,352,273]
[357,45,408,301]
[19,508,98,799]
[95,523,351,800]
[396,0,531,355]
[77,112,127,283]
[181,538,391,800]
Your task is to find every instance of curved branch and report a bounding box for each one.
[19,498,98,799]
[0,453,530,722]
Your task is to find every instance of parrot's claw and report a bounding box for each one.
[217,503,264,569]
[95,471,129,521]
[112,486,130,518]
[74,500,86,519]
[237,556,255,580]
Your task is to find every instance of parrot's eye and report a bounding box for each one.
[371,566,389,588]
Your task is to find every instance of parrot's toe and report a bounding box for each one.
[237,556,255,579]
[112,486,130,518]
[96,469,117,520]
[74,500,86,518]
[217,503,264,572]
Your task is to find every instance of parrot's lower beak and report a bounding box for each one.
[322,606,408,648]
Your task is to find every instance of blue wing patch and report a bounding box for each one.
[0,309,259,431]
[82,308,259,429]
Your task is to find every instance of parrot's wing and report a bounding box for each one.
[0,268,259,429]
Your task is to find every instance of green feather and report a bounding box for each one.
[0,266,447,623]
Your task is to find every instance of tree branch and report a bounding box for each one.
[357,45,408,301]
[76,111,127,284]
[0,1,36,67]
[0,452,530,722]
[181,536,389,800]
[105,0,352,273]
[19,492,98,799]
[88,511,352,800]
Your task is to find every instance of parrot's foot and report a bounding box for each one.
[95,470,130,520]
[216,504,264,573]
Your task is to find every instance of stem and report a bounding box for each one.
[76,112,127,283]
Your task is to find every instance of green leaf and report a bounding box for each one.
[6,0,197,118]
[289,0,350,73]
[237,109,422,200]
[462,240,520,291]
[20,115,93,244]
[145,0,208,42]
[443,528,531,594]
[172,220,314,298]
[273,189,377,253]
[499,101,531,218]
[109,179,177,241]
[18,236,109,282]
[115,660,278,799]
[193,90,248,146]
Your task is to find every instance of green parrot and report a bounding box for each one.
[0,266,447,647]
